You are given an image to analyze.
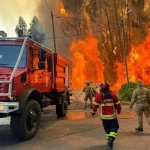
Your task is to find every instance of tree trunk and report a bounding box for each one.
[104,1,115,60]
[114,0,123,61]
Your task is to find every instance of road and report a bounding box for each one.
[0,92,150,150]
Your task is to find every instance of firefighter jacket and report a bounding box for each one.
[130,87,150,106]
[83,85,92,95]
[92,91,121,120]
[89,83,98,96]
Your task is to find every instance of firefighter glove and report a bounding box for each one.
[117,110,121,115]
[91,111,95,117]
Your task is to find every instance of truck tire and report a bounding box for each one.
[10,100,41,140]
[56,93,68,118]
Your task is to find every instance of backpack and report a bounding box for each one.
[101,91,116,106]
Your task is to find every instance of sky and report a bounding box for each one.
[0,0,71,57]
[0,0,42,37]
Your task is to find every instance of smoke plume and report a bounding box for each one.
[0,0,41,36]
[0,0,71,57]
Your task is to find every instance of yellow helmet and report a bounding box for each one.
[135,79,143,86]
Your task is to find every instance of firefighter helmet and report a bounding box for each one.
[85,81,89,85]
[100,82,110,89]
[135,79,143,86]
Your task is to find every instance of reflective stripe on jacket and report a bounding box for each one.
[100,97,117,119]
[92,91,121,120]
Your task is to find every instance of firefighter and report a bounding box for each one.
[88,82,98,108]
[130,79,150,132]
[91,82,121,149]
[83,81,93,109]
[90,82,98,97]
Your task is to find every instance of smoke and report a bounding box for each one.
[36,0,71,57]
[0,0,71,58]
[0,0,41,36]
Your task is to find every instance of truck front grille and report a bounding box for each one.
[0,83,4,92]
[0,78,6,93]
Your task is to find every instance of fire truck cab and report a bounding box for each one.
[0,37,72,140]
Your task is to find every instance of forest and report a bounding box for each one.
[59,0,150,90]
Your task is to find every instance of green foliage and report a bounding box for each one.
[28,16,46,44]
[117,82,136,102]
[118,82,150,102]
[15,16,27,37]
[15,16,47,44]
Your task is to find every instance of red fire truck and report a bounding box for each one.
[0,37,72,140]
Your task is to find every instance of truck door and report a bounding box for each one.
[42,56,52,91]
[29,48,43,91]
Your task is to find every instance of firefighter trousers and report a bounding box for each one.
[84,94,92,108]
[136,104,150,128]
[102,118,119,141]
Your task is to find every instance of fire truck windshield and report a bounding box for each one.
[0,45,27,68]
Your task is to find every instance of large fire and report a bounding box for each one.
[59,2,150,91]
[2,0,150,91]
[70,34,104,89]
[59,2,104,89]
[114,29,150,90]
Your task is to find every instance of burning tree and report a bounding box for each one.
[130,0,149,45]
[28,16,46,44]
[15,16,27,37]
[60,0,150,90]
[60,0,88,39]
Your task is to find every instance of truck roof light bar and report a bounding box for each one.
[0,37,53,53]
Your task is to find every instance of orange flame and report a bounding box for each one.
[70,34,104,89]
[59,1,150,91]
[59,1,68,16]
[59,1,104,89]
[114,29,150,90]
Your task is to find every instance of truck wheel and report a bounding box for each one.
[10,100,41,140]
[56,94,68,118]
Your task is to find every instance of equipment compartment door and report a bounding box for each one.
[65,66,69,87]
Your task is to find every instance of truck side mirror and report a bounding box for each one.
[38,62,45,70]
[38,50,46,61]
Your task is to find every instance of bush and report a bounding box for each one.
[117,82,150,102]
[117,82,136,102]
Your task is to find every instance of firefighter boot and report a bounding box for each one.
[107,137,113,149]
[135,127,143,132]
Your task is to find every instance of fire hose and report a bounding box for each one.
[68,92,83,109]
[69,92,136,119]
[73,91,84,105]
